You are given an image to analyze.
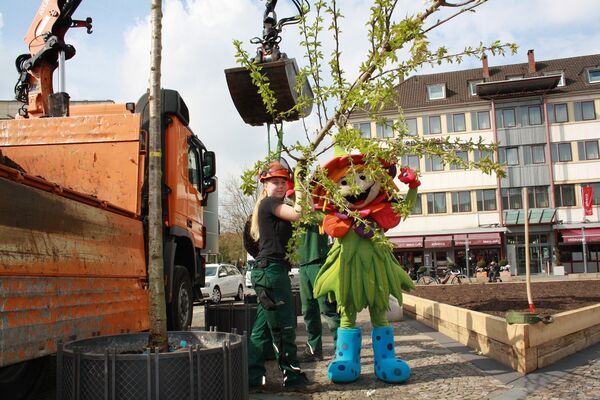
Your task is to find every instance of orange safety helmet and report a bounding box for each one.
[259,161,292,182]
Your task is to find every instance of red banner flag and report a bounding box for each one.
[583,186,594,216]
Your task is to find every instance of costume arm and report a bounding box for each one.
[322,213,352,238]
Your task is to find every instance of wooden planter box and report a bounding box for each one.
[402,293,600,373]
[475,271,488,283]
[500,271,512,281]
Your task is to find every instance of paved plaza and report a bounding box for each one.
[191,303,600,400]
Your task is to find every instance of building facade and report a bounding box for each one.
[349,51,600,276]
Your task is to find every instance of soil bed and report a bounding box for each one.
[411,280,600,318]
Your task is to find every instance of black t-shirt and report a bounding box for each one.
[256,196,293,265]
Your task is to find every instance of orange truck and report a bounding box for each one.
[0,1,217,398]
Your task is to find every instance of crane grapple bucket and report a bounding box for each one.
[225,58,313,126]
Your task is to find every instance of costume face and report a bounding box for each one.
[336,168,381,210]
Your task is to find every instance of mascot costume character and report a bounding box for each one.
[313,153,420,384]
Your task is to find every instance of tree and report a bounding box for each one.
[233,0,514,243]
[147,0,168,351]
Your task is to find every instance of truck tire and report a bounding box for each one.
[167,266,193,331]
[0,357,48,400]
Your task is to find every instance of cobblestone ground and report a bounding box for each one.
[525,357,600,400]
[242,311,511,400]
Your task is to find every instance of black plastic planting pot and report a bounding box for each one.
[57,331,248,400]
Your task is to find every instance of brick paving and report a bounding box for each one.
[192,305,600,400]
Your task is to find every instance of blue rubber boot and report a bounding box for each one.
[327,327,361,383]
[372,326,411,383]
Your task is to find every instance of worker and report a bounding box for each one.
[247,160,308,388]
[297,224,340,361]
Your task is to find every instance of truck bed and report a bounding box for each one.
[0,164,149,367]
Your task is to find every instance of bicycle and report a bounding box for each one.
[417,268,462,285]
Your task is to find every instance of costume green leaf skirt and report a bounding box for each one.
[313,229,415,316]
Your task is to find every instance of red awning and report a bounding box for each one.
[424,235,452,248]
[454,232,501,246]
[389,236,423,248]
[561,228,600,244]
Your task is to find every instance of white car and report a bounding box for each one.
[201,263,245,303]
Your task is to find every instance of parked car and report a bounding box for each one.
[201,263,245,303]
[245,261,300,289]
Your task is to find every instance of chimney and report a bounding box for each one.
[482,55,490,79]
[527,49,536,73]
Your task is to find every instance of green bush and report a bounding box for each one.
[499,259,508,267]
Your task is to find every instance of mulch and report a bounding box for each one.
[410,279,600,317]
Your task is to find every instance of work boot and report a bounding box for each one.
[372,326,410,383]
[299,342,323,362]
[327,327,361,383]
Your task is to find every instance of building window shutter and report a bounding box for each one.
[574,102,583,121]
[447,114,454,133]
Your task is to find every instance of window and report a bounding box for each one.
[401,155,420,171]
[427,192,447,214]
[528,186,549,208]
[496,108,516,128]
[501,188,523,210]
[555,184,576,207]
[411,194,423,215]
[447,113,466,132]
[548,103,568,123]
[470,111,491,130]
[588,68,600,84]
[450,150,469,170]
[423,115,442,134]
[474,149,493,162]
[498,147,519,166]
[427,83,446,100]
[188,147,201,191]
[523,144,546,165]
[425,155,444,172]
[476,189,497,211]
[376,122,394,139]
[468,79,484,96]
[527,106,542,125]
[574,101,596,121]
[451,191,472,212]
[583,183,600,205]
[543,71,565,87]
[551,143,572,162]
[353,122,371,138]
[405,118,418,136]
[578,140,600,160]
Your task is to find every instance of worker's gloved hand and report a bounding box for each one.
[293,162,306,191]
[399,167,420,189]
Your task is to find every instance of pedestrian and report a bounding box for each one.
[297,224,340,361]
[247,160,308,388]
[488,261,501,282]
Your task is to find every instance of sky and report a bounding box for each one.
[2,0,600,184]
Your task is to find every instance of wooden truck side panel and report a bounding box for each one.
[0,168,149,367]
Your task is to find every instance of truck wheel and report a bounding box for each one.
[0,357,48,400]
[168,266,193,331]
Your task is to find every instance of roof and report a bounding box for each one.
[387,53,600,111]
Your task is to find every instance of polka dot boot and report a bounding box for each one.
[371,326,411,383]
[327,327,362,383]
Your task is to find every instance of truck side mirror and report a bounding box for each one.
[203,176,216,194]
[203,151,216,178]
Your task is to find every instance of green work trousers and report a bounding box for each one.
[248,261,303,386]
[299,261,340,354]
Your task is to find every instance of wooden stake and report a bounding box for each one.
[523,187,535,313]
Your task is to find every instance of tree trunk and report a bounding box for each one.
[147,0,168,351]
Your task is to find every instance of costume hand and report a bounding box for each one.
[399,167,421,189]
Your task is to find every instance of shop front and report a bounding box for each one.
[558,227,600,273]
[453,232,502,277]
[389,236,424,278]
